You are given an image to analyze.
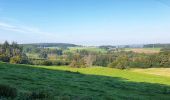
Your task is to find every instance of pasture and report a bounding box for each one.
[0,62,170,99]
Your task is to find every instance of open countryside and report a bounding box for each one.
[1,0,170,100]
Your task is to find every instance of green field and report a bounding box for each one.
[67,47,107,53]
[0,63,170,100]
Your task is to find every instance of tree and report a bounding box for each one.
[0,41,28,64]
[70,53,88,68]
[3,41,10,49]
[56,49,63,56]
[39,50,48,59]
[83,54,95,67]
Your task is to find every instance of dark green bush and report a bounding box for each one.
[0,54,10,62]
[0,84,17,99]
[51,60,71,66]
[42,60,52,66]
[108,56,128,69]
[28,59,45,65]
[29,59,70,66]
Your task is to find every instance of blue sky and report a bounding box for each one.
[0,0,170,45]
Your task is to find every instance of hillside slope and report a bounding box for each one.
[0,63,170,100]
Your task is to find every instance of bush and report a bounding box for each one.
[28,59,45,65]
[10,56,22,64]
[28,59,71,66]
[70,59,88,68]
[21,54,29,64]
[51,60,71,66]
[0,54,10,62]
[0,84,17,99]
[42,60,52,66]
[108,56,128,70]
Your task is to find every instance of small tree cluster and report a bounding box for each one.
[108,55,129,69]
[70,54,88,68]
[0,41,28,64]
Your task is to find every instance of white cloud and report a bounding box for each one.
[0,21,56,37]
[0,22,15,28]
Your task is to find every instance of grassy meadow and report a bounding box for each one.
[0,62,170,100]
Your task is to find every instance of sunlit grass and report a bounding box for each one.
[1,62,170,99]
[34,65,170,85]
[132,68,170,77]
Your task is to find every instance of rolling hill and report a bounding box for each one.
[0,63,170,99]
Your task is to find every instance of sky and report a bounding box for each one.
[0,0,170,46]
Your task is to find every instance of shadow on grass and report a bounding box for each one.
[0,63,170,100]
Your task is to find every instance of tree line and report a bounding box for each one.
[1,41,170,69]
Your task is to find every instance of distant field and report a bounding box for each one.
[125,48,161,54]
[1,62,170,99]
[26,53,40,59]
[67,47,107,53]
[132,68,170,77]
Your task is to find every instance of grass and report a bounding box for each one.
[0,62,170,99]
[132,68,170,77]
[35,66,170,85]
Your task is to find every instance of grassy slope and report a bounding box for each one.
[0,63,170,100]
[35,66,170,85]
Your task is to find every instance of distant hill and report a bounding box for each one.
[20,43,79,48]
[144,43,170,48]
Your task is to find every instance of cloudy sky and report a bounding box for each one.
[0,0,170,45]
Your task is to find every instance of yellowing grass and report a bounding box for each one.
[132,68,170,77]
[125,48,161,54]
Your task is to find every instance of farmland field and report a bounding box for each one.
[67,47,107,53]
[125,48,161,54]
[0,62,170,100]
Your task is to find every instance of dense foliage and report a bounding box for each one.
[0,41,28,64]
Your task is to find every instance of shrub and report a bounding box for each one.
[42,60,52,66]
[108,56,128,69]
[51,60,71,66]
[10,56,22,64]
[28,59,44,65]
[70,59,88,68]
[0,84,17,99]
[0,54,10,62]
